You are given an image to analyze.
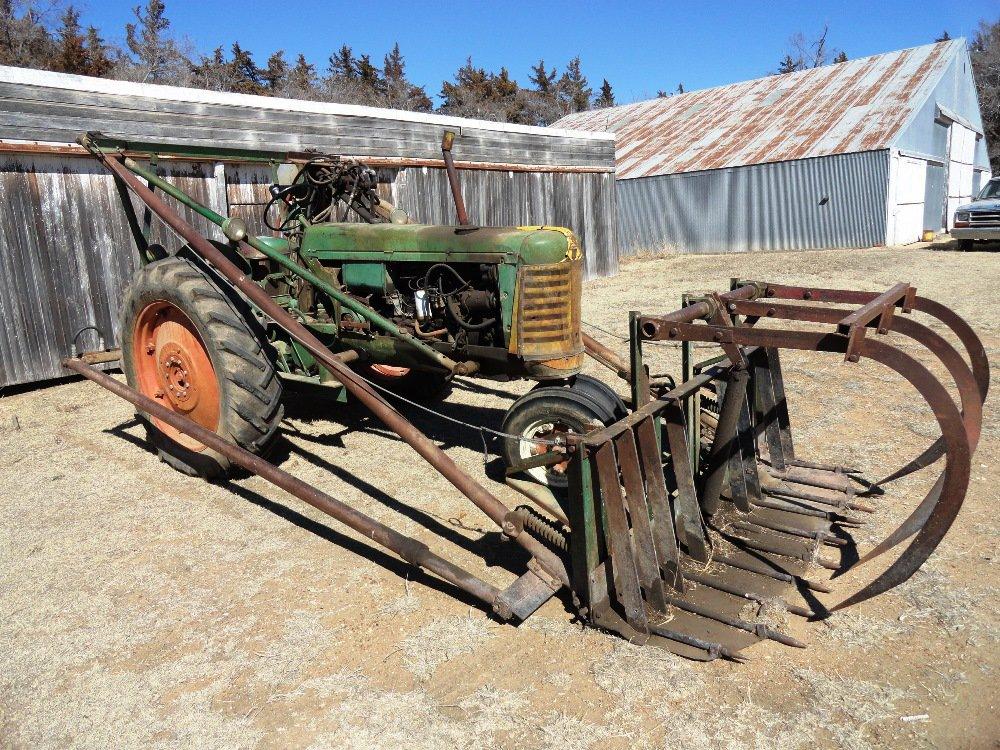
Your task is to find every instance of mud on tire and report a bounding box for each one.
[120,256,284,479]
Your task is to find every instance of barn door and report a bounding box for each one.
[946,124,975,229]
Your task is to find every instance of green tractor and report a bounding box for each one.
[91,132,623,483]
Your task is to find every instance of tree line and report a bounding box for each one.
[1,0,996,158]
[0,0,618,125]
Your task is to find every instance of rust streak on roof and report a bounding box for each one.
[554,40,960,178]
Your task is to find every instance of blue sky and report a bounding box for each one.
[78,0,997,104]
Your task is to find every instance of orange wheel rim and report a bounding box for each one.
[370,364,411,378]
[132,301,221,452]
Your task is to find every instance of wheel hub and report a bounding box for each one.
[157,343,199,409]
[132,300,221,451]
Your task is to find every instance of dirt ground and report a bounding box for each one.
[1,243,998,749]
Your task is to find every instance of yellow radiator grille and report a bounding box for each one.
[512,259,583,361]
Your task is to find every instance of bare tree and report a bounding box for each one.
[773,24,844,74]
[970,18,1000,170]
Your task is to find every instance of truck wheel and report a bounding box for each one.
[360,364,452,402]
[501,385,613,490]
[120,256,284,479]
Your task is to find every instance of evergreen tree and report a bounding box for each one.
[288,53,317,93]
[262,49,288,93]
[529,58,556,92]
[557,56,591,113]
[189,45,230,90]
[935,31,951,42]
[356,52,385,97]
[84,26,113,77]
[228,42,262,95]
[55,6,87,74]
[776,54,798,74]
[676,82,685,94]
[125,0,171,82]
[328,44,355,79]
[383,42,404,83]
[833,50,848,63]
[594,78,614,108]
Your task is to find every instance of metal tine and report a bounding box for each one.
[727,400,751,512]
[726,529,841,570]
[614,429,669,612]
[764,485,875,514]
[712,553,833,594]
[682,569,813,618]
[751,496,863,525]
[667,597,807,648]
[787,458,862,475]
[593,442,649,635]
[768,468,854,494]
[648,623,749,662]
[635,416,684,590]
[733,518,848,548]
[662,404,712,562]
[753,349,787,471]
[735,393,762,511]
[744,509,847,538]
[765,347,795,461]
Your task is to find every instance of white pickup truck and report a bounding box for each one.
[953,177,1000,250]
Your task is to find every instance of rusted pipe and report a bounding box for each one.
[93,150,571,588]
[441,131,470,226]
[582,332,631,380]
[62,357,504,608]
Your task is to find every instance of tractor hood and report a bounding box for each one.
[298,223,579,265]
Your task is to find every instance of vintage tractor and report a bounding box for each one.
[66,131,986,661]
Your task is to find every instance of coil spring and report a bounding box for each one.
[514,505,569,552]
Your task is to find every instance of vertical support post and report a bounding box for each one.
[567,450,602,614]
[701,369,749,516]
[629,311,649,410]
[141,153,158,246]
[752,348,789,470]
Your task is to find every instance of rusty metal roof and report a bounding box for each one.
[554,40,961,179]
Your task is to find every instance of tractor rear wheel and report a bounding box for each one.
[120,256,284,479]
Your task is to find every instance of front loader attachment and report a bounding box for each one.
[564,281,985,659]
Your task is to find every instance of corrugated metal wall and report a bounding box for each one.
[0,72,616,388]
[616,150,889,255]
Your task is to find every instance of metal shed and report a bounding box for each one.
[0,66,616,388]
[555,39,991,256]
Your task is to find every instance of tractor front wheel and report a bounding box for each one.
[501,378,623,490]
[120,256,284,479]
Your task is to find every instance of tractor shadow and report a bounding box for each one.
[103,386,541,612]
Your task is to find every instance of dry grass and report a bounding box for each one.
[1,245,997,748]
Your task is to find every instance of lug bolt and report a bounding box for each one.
[146,343,155,354]
[713,332,724,342]
[669,327,679,337]
[728,303,736,312]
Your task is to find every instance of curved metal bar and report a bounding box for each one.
[868,315,981,483]
[910,296,989,403]
[830,338,969,610]
[846,316,980,567]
